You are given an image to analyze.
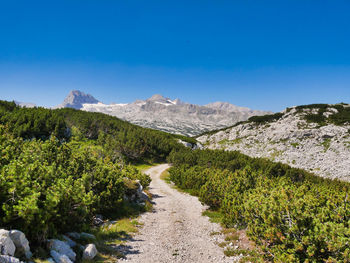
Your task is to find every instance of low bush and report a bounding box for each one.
[0,129,149,244]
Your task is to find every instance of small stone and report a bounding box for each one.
[82,244,98,260]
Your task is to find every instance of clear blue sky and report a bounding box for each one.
[0,0,349,111]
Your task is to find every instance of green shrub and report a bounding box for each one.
[0,131,149,244]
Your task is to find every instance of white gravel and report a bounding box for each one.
[119,164,236,263]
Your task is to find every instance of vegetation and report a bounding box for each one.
[0,100,185,163]
[167,148,350,262]
[0,100,187,246]
[247,112,284,124]
[288,103,350,126]
[2,100,350,262]
[0,129,149,244]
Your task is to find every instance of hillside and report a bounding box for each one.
[0,100,189,246]
[197,103,350,181]
[56,90,270,136]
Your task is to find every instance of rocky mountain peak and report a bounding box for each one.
[205,102,252,113]
[147,94,168,102]
[55,90,99,109]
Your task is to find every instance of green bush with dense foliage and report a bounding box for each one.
[0,128,151,244]
[167,148,350,262]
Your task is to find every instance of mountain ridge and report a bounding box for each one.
[57,90,271,136]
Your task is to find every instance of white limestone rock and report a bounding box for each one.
[9,230,32,259]
[48,240,76,261]
[61,236,76,248]
[50,250,72,263]
[0,230,16,257]
[82,244,98,260]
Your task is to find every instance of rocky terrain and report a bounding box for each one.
[0,229,98,263]
[197,104,350,181]
[55,90,99,109]
[56,90,270,136]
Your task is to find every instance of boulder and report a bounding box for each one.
[50,250,72,263]
[0,230,16,256]
[48,240,76,261]
[9,230,32,259]
[61,236,76,248]
[0,255,24,263]
[82,244,97,260]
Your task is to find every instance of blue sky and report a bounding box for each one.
[0,1,349,111]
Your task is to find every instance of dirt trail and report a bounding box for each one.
[119,164,235,263]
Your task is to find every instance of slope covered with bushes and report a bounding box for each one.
[0,100,186,244]
[167,148,350,262]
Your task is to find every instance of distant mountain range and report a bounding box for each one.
[14,101,37,108]
[54,90,271,136]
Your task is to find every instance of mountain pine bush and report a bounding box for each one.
[167,148,350,262]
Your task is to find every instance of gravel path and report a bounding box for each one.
[119,164,235,263]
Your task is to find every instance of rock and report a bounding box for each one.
[0,230,16,256]
[9,230,32,259]
[92,215,104,226]
[80,233,96,240]
[61,236,76,248]
[46,258,55,263]
[0,255,24,263]
[48,239,76,261]
[50,250,72,263]
[82,244,98,260]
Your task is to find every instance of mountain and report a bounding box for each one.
[58,90,271,136]
[197,103,350,181]
[55,90,100,109]
[14,101,37,108]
